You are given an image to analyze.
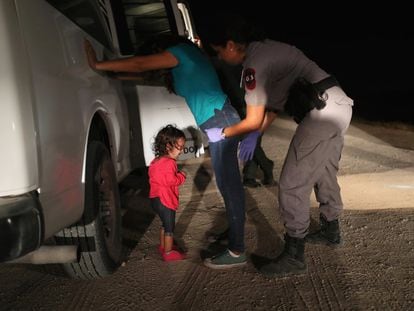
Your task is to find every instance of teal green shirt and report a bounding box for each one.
[166,44,227,125]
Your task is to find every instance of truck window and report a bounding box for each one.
[110,0,175,56]
[46,0,113,50]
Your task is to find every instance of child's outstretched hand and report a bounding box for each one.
[84,39,97,70]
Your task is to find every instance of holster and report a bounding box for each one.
[284,76,339,123]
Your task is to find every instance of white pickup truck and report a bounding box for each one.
[0,0,204,279]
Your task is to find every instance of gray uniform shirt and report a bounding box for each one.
[243,40,329,111]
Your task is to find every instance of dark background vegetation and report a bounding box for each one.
[187,1,414,124]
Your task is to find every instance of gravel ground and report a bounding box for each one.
[0,116,413,310]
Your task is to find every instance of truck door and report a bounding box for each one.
[109,0,205,166]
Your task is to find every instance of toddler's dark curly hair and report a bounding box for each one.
[152,124,186,158]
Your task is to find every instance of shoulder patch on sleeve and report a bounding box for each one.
[244,68,256,90]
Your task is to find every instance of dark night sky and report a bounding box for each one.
[186,1,414,124]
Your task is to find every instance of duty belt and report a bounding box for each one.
[313,76,340,93]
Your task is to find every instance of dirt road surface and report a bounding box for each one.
[1,117,413,310]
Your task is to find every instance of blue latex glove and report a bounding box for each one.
[205,127,224,143]
[239,130,261,161]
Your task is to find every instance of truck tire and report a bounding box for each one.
[59,141,123,279]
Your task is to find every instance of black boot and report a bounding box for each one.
[262,160,276,186]
[259,234,306,277]
[243,159,262,188]
[306,215,341,246]
[243,178,261,188]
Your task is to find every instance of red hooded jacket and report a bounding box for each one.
[148,156,186,210]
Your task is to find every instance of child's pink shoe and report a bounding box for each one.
[162,250,186,261]
[158,245,179,255]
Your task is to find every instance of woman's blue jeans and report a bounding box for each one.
[200,101,246,253]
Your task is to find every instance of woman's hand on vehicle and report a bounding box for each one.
[84,39,98,70]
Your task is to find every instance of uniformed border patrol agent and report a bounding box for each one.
[204,15,353,276]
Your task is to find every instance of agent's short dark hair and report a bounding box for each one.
[152,124,186,158]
